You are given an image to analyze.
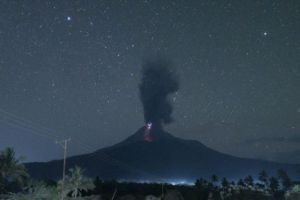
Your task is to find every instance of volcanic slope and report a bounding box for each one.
[26,126,300,182]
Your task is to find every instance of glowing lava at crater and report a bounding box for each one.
[144,122,153,142]
[146,122,152,130]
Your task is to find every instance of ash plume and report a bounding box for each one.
[139,59,179,128]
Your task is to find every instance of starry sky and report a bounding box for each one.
[0,0,299,164]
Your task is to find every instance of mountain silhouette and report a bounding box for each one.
[26,125,300,182]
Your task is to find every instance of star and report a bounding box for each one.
[67,16,72,21]
[263,31,268,36]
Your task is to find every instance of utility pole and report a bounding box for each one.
[56,138,71,200]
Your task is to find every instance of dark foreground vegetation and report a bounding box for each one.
[1,147,300,200]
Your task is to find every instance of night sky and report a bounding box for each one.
[0,1,299,164]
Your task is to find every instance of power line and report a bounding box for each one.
[0,108,63,140]
[0,108,157,178]
[0,119,59,141]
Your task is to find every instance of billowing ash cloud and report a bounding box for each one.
[139,59,179,127]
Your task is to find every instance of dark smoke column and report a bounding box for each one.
[139,59,179,133]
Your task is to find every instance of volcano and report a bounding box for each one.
[25,61,300,182]
[26,125,300,182]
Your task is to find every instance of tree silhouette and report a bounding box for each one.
[258,170,268,188]
[277,168,291,190]
[221,177,229,189]
[237,179,245,187]
[269,176,279,193]
[244,175,254,187]
[93,176,103,194]
[0,147,28,193]
[60,166,94,198]
[211,174,218,186]
[195,178,208,188]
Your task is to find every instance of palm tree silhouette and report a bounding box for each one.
[0,147,28,193]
